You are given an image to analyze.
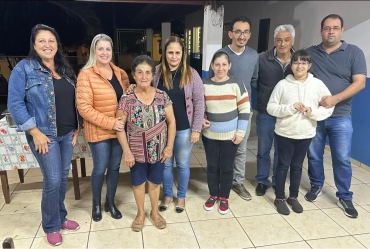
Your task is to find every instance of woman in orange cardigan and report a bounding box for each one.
[76,34,129,222]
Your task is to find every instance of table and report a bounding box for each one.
[0,117,91,203]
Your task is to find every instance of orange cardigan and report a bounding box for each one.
[76,62,129,142]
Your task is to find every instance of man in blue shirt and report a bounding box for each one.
[305,14,367,218]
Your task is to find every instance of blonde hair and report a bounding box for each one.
[82,34,113,70]
[161,36,193,89]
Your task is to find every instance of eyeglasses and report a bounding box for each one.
[231,30,251,36]
[322,26,341,32]
[292,61,309,66]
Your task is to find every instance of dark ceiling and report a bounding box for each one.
[0,0,204,55]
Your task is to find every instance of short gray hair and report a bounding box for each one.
[273,24,295,39]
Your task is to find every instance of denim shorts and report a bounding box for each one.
[130,161,165,186]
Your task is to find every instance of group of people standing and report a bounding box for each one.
[254,14,366,218]
[6,12,366,247]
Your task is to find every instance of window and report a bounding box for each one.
[192,26,201,59]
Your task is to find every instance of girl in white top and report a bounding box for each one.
[267,49,334,215]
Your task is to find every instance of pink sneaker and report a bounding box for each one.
[46,232,62,246]
[61,220,80,231]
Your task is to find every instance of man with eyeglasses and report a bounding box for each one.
[208,15,258,201]
[254,24,295,196]
[305,14,367,218]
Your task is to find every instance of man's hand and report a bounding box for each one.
[320,95,339,108]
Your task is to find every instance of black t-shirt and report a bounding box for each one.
[53,77,77,136]
[108,71,123,102]
[158,70,189,130]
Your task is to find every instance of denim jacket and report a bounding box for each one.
[7,59,79,137]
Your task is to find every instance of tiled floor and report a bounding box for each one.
[1,114,370,249]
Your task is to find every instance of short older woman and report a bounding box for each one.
[116,55,176,232]
[154,36,205,213]
[76,34,129,222]
[8,24,81,246]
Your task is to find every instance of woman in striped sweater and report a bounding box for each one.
[202,51,251,214]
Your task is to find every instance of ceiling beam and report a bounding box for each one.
[74,0,205,5]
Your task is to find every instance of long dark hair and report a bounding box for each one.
[161,36,193,90]
[27,24,76,82]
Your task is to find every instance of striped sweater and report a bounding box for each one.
[203,76,250,140]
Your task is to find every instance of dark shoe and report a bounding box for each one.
[256,183,268,196]
[337,198,358,218]
[175,198,185,213]
[105,197,122,219]
[92,199,102,222]
[287,197,303,213]
[232,184,252,200]
[274,199,290,215]
[218,197,229,215]
[204,195,218,211]
[159,197,173,212]
[304,184,322,202]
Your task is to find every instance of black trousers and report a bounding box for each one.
[202,135,239,199]
[275,134,312,199]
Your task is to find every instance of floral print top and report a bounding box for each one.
[118,89,172,163]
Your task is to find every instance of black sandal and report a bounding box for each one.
[158,198,173,212]
[175,206,185,213]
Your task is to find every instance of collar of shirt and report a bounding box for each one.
[273,47,295,69]
[228,44,245,55]
[317,40,348,53]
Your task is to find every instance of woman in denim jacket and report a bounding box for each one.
[7,24,81,246]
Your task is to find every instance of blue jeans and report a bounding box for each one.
[26,130,74,234]
[256,112,278,185]
[89,138,123,200]
[163,128,193,199]
[307,116,353,200]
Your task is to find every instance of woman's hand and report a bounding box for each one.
[232,135,243,145]
[124,150,135,167]
[161,146,173,163]
[293,102,306,113]
[202,118,211,129]
[303,107,312,116]
[113,117,125,131]
[33,133,51,154]
[190,131,200,144]
[126,84,136,94]
[71,129,80,147]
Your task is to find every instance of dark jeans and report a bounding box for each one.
[275,134,312,199]
[89,138,123,200]
[202,135,239,199]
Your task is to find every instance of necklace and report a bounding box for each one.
[172,67,180,81]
